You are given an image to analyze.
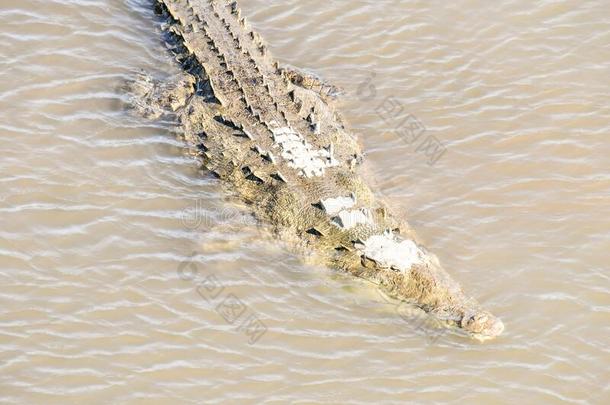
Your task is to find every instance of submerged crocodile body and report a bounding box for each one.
[136,0,504,340]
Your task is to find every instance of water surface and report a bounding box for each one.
[1,0,609,403]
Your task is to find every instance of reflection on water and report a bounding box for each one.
[0,0,608,403]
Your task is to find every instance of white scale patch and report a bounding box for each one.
[320,194,356,215]
[357,231,426,272]
[332,208,374,229]
[271,126,338,177]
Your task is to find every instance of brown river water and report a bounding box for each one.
[1,0,609,403]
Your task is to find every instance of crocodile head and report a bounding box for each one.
[356,233,505,341]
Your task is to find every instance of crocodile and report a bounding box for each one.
[131,0,505,340]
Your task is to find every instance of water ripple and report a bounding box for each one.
[0,0,608,403]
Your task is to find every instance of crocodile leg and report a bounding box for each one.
[126,71,196,119]
[280,64,342,99]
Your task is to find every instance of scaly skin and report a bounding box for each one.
[137,0,504,340]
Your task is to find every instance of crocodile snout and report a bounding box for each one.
[461,310,504,340]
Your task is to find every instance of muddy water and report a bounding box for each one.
[1,0,609,403]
